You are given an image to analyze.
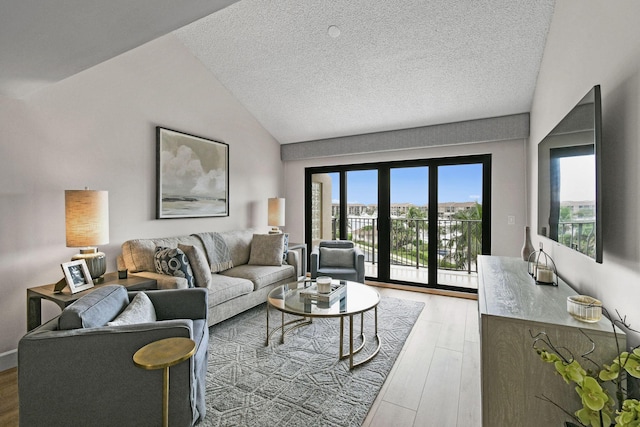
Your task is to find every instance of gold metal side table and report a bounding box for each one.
[133,337,196,427]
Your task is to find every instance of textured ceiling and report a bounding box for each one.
[1,1,555,145]
[0,0,239,98]
[175,0,556,144]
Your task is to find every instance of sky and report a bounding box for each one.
[559,155,595,201]
[330,164,483,205]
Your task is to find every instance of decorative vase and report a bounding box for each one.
[521,226,535,261]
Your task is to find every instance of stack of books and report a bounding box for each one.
[300,282,346,305]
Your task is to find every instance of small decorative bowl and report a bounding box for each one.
[567,295,602,323]
[316,276,332,293]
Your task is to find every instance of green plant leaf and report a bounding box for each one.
[576,406,611,427]
[555,360,587,384]
[538,349,561,363]
[576,377,608,411]
[622,354,640,379]
[615,399,640,426]
[599,363,620,381]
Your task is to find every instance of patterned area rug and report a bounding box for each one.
[199,296,425,427]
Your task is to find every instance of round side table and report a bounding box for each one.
[133,337,196,427]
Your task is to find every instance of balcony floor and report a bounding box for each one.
[365,262,478,290]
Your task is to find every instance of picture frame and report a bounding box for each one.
[156,127,229,219]
[61,259,94,294]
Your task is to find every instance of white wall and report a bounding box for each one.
[283,139,527,258]
[529,0,640,344]
[0,34,284,366]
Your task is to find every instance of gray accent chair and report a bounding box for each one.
[310,240,365,283]
[18,285,208,427]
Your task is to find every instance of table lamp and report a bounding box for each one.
[65,189,109,280]
[268,197,285,234]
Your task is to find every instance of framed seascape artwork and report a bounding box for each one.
[61,259,94,294]
[156,127,229,219]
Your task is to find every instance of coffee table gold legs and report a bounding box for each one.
[339,306,381,369]
[265,302,311,345]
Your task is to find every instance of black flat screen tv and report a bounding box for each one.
[537,85,602,263]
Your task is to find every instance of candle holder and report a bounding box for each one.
[527,248,558,286]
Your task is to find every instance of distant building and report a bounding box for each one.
[437,202,477,219]
[560,200,595,218]
[332,202,477,219]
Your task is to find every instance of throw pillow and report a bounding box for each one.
[178,244,213,288]
[154,246,195,288]
[248,233,285,266]
[282,233,289,264]
[107,292,156,326]
[319,247,355,268]
[58,285,129,330]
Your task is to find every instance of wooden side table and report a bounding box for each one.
[26,272,157,331]
[133,337,196,427]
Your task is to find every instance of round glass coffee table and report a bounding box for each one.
[266,280,381,369]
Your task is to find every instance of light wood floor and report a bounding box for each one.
[363,287,481,427]
[0,367,18,426]
[0,287,480,427]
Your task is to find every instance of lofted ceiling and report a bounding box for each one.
[0,0,240,99]
[1,0,556,145]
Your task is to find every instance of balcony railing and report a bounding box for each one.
[335,217,482,274]
[557,221,596,258]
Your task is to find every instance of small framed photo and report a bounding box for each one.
[61,260,94,294]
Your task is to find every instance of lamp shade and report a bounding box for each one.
[268,198,285,227]
[65,190,109,247]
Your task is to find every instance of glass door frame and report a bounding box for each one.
[305,154,491,294]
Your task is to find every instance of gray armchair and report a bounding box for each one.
[310,240,365,283]
[18,285,208,427]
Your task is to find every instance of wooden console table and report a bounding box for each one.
[478,255,625,427]
[26,272,157,331]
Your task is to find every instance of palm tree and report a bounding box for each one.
[390,206,428,266]
[448,203,483,270]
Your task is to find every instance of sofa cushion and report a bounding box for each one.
[106,292,156,326]
[248,234,284,266]
[154,247,195,288]
[320,247,355,268]
[178,244,212,288]
[221,264,295,291]
[207,274,253,306]
[59,285,129,330]
[121,235,203,273]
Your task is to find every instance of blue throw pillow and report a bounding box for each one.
[154,246,195,288]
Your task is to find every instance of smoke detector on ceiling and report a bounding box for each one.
[327,25,341,38]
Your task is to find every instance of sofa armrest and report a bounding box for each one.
[135,288,208,321]
[286,250,300,277]
[354,246,365,283]
[310,246,320,279]
[19,319,196,426]
[132,271,189,289]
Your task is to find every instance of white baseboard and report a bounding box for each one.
[0,349,17,371]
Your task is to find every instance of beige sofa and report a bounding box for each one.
[119,229,299,326]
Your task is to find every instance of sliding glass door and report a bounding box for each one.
[437,163,484,289]
[346,170,379,280]
[305,155,491,293]
[389,166,429,284]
